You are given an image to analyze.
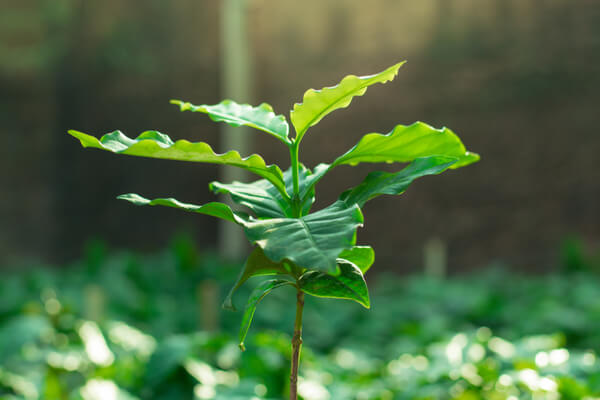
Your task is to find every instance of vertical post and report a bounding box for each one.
[424,237,447,278]
[219,0,252,260]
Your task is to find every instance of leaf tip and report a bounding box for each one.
[239,343,246,352]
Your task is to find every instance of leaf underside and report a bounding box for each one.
[67,130,287,196]
[171,99,290,144]
[340,156,458,208]
[117,193,249,224]
[238,279,294,351]
[290,62,405,141]
[223,247,290,311]
[299,260,370,308]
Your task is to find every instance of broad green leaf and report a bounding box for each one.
[243,201,364,272]
[332,122,479,169]
[338,246,375,274]
[223,247,291,311]
[340,156,458,207]
[238,279,294,351]
[171,99,290,144]
[290,62,405,141]
[299,260,370,308]
[68,130,287,196]
[117,193,249,224]
[210,165,314,219]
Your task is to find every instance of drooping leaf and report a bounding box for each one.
[243,201,364,272]
[340,156,458,207]
[290,62,405,141]
[299,260,370,308]
[210,165,314,219]
[68,130,287,196]
[338,246,375,274]
[238,279,294,351]
[223,247,291,311]
[171,99,290,144]
[117,193,249,224]
[332,122,479,168]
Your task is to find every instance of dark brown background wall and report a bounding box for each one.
[1,0,599,272]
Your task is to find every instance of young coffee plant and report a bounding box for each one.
[69,62,479,399]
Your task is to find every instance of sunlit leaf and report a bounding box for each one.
[299,260,370,308]
[239,279,294,351]
[339,156,458,207]
[171,99,290,144]
[223,247,292,311]
[290,62,405,141]
[117,193,249,224]
[68,130,287,196]
[243,201,364,272]
[338,246,375,274]
[333,122,479,168]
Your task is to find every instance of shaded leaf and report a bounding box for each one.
[239,279,294,351]
[68,130,287,196]
[117,193,249,224]
[299,260,370,308]
[210,165,314,219]
[243,201,364,272]
[290,62,405,141]
[333,122,479,169]
[223,247,291,311]
[171,99,290,144]
[340,156,458,207]
[338,246,375,274]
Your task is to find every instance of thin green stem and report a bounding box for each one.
[289,288,304,400]
[289,141,301,216]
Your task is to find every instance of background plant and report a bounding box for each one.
[68,62,479,398]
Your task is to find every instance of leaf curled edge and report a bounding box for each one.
[68,129,287,197]
[238,279,294,351]
[171,99,290,144]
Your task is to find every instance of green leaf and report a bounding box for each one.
[171,99,290,144]
[68,130,287,197]
[243,201,364,272]
[290,62,405,141]
[340,156,458,207]
[238,279,294,351]
[338,246,375,274]
[210,165,314,219]
[223,247,291,311]
[333,121,479,168]
[299,260,370,308]
[117,193,249,224]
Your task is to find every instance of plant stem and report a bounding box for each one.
[289,142,301,216]
[290,288,304,400]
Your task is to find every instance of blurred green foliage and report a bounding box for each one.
[2,239,600,399]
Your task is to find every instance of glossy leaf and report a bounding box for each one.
[238,279,294,351]
[243,201,364,272]
[116,193,249,224]
[340,156,458,207]
[223,247,291,311]
[210,165,314,219]
[338,246,375,274]
[290,62,405,141]
[299,260,370,308]
[68,130,287,196]
[333,122,479,168]
[171,99,290,144]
